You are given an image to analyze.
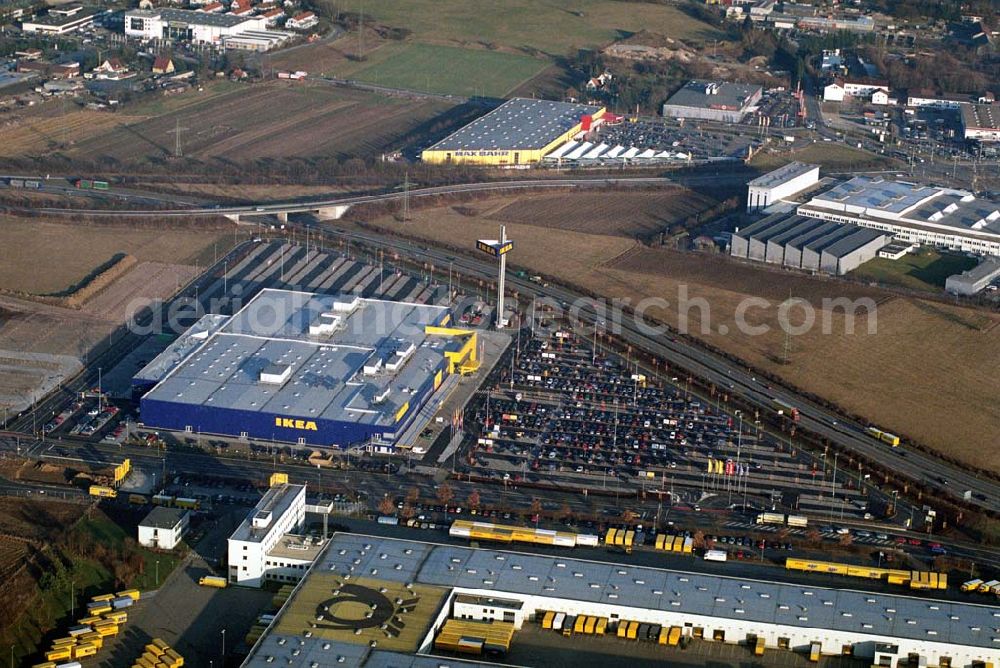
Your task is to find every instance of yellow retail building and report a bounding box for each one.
[422,97,605,166]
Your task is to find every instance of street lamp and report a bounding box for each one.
[155,559,160,586]
[221,628,226,659]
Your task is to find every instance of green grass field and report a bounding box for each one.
[850,247,978,291]
[354,0,725,54]
[751,142,900,171]
[76,515,184,591]
[348,43,549,96]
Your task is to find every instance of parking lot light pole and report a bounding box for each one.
[221,628,226,659]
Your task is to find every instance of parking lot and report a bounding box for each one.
[586,118,756,163]
[461,327,875,520]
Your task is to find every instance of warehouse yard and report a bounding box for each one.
[351,193,1000,472]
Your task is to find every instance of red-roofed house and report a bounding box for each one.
[152,56,175,75]
[94,58,131,80]
[199,2,224,12]
[285,11,317,29]
[260,7,283,25]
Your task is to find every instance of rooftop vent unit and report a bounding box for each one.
[260,364,292,385]
[253,510,272,529]
[309,313,342,337]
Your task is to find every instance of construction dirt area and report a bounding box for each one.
[348,191,1000,473]
[0,217,233,414]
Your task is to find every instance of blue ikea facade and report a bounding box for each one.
[138,355,446,449]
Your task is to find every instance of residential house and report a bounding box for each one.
[585,71,612,91]
[199,2,224,12]
[870,88,889,106]
[152,55,175,74]
[823,80,845,102]
[285,10,317,29]
[94,57,131,80]
[260,7,283,25]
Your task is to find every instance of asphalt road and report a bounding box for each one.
[12,173,751,219]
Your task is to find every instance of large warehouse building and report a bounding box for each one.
[797,176,1000,256]
[731,212,888,274]
[746,162,820,212]
[242,533,1000,668]
[133,289,473,450]
[421,98,605,166]
[961,104,1000,143]
[662,80,763,124]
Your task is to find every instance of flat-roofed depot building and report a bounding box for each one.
[242,533,1000,668]
[662,80,763,124]
[133,289,456,449]
[732,212,888,274]
[421,98,605,166]
[799,176,1000,256]
[746,162,821,213]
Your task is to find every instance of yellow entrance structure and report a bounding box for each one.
[426,326,480,375]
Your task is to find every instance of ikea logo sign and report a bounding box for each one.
[275,417,318,431]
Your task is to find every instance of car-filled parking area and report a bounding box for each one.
[462,328,874,519]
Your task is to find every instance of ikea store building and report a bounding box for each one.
[133,289,473,450]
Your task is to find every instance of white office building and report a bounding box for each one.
[746,162,820,213]
[125,8,267,45]
[227,483,323,587]
[138,507,190,550]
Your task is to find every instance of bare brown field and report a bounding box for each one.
[0,217,232,294]
[82,261,202,323]
[66,82,452,163]
[485,189,716,237]
[355,196,1000,472]
[0,111,147,157]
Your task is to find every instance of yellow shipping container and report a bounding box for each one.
[541,611,555,629]
[45,648,72,661]
[51,637,77,647]
[627,621,639,639]
[616,622,628,638]
[94,623,119,637]
[145,643,166,656]
[88,604,112,615]
[81,632,104,649]
[32,663,57,668]
[595,618,607,635]
[91,593,116,602]
[117,588,141,601]
[78,615,102,625]
[668,626,682,646]
[72,642,98,658]
[104,610,128,624]
[658,627,670,645]
[574,616,587,634]
[584,617,597,634]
